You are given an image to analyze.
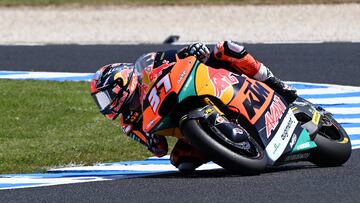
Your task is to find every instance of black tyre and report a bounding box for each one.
[310,114,352,167]
[180,118,267,173]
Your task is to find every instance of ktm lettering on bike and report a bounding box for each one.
[242,81,270,120]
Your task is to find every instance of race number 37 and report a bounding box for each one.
[148,75,172,112]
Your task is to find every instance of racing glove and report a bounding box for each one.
[147,134,168,157]
[178,42,210,63]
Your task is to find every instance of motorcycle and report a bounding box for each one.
[135,50,352,173]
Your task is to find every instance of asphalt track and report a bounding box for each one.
[1,43,360,85]
[1,43,360,202]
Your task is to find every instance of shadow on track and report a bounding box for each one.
[142,162,319,179]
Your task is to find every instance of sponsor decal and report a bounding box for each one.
[149,62,175,82]
[291,107,298,112]
[204,107,215,115]
[281,117,294,140]
[273,143,281,154]
[292,130,317,153]
[265,95,287,138]
[233,128,244,135]
[208,68,239,98]
[289,133,297,148]
[242,81,270,120]
[265,110,298,162]
[284,153,310,162]
[215,114,227,125]
[177,70,187,84]
[296,142,311,151]
[312,111,321,125]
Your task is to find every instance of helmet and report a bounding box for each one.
[90,63,138,120]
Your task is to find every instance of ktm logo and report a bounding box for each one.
[265,95,286,138]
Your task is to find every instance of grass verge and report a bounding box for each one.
[0,79,175,174]
[0,0,359,6]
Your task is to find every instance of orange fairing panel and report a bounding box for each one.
[229,79,274,125]
[195,65,238,104]
[194,64,274,124]
[142,57,197,133]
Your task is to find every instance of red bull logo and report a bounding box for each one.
[148,62,175,82]
[208,68,239,98]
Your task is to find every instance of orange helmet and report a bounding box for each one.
[90,63,138,120]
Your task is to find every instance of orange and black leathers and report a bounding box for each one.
[206,41,297,103]
[205,41,263,79]
[119,106,168,157]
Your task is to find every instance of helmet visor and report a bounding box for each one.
[92,90,113,111]
[92,84,130,116]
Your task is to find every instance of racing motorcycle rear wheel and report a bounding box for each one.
[180,109,267,174]
[310,113,352,167]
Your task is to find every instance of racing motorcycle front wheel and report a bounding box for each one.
[180,108,267,174]
[310,113,352,167]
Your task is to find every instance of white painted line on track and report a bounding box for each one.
[307,97,360,105]
[323,107,360,115]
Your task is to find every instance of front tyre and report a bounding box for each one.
[180,118,267,174]
[310,114,352,167]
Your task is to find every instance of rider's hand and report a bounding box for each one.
[179,42,210,63]
[148,134,168,157]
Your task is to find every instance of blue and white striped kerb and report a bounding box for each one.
[0,70,93,81]
[0,70,359,190]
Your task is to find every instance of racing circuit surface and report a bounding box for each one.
[1,43,360,202]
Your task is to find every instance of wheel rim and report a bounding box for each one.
[318,115,344,141]
[202,122,263,159]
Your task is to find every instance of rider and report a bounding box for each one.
[90,41,297,172]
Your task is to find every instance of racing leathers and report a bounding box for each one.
[119,40,297,172]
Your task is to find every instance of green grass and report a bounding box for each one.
[0,0,359,6]
[0,79,175,174]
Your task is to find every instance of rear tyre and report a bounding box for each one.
[181,118,267,174]
[310,114,352,167]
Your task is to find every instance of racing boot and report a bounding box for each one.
[170,139,208,173]
[264,76,298,104]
